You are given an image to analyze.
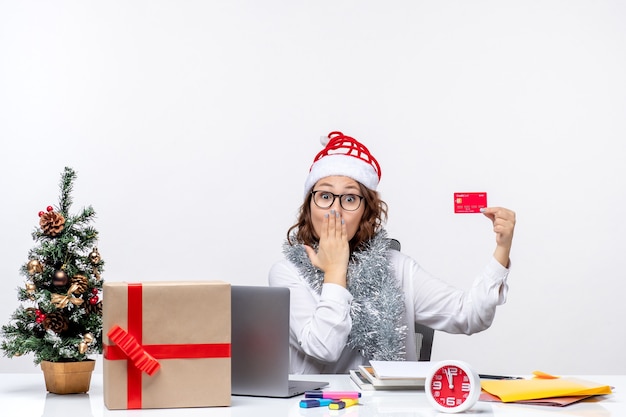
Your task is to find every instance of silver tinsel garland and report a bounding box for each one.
[283,230,407,361]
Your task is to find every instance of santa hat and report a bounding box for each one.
[304,131,381,198]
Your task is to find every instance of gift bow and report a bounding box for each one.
[107,325,161,376]
[51,283,84,308]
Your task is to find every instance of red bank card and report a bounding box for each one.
[454,192,487,213]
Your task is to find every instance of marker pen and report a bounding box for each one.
[329,398,359,410]
[479,374,524,380]
[304,390,362,399]
[299,399,333,408]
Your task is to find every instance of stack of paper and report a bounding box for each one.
[480,371,612,407]
[350,361,430,390]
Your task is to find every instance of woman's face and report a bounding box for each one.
[310,176,365,242]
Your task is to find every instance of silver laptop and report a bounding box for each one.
[231,285,328,397]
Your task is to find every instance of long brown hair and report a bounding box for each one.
[287,182,388,252]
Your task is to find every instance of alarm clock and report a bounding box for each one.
[425,360,481,413]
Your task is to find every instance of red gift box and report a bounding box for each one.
[103,281,231,409]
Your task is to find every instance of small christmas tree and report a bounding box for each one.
[1,167,104,364]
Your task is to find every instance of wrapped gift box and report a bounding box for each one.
[103,281,231,409]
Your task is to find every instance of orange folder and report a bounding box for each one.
[480,371,612,403]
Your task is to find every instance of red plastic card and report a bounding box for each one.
[454,192,487,213]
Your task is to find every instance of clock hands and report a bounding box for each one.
[445,368,454,389]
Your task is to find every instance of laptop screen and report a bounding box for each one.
[230,285,327,397]
[231,286,291,396]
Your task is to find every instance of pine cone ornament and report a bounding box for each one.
[69,274,89,294]
[43,312,69,334]
[85,300,102,316]
[39,211,66,237]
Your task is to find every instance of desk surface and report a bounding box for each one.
[0,373,622,417]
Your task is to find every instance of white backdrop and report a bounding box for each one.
[1,1,625,375]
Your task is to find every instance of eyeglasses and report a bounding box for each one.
[311,190,364,211]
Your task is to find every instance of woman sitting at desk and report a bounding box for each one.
[269,131,516,374]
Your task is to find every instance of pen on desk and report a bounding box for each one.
[329,398,359,410]
[299,399,333,408]
[479,374,524,380]
[304,390,362,399]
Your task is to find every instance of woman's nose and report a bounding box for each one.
[330,198,343,212]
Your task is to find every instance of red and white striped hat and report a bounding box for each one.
[304,131,381,197]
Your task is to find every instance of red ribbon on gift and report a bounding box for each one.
[103,283,231,409]
[107,325,161,376]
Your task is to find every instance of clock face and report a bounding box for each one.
[426,360,480,413]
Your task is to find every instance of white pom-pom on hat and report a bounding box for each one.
[304,131,381,198]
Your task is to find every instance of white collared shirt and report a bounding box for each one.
[268,250,509,374]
